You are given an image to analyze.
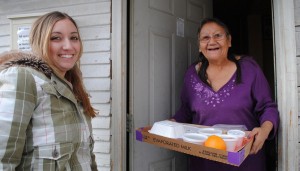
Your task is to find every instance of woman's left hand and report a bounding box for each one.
[248,121,273,154]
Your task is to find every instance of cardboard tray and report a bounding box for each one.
[136,126,254,166]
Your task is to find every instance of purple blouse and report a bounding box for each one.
[173,56,279,171]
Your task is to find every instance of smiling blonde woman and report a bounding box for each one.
[0,11,97,171]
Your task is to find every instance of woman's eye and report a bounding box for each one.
[50,36,61,40]
[71,36,79,40]
[214,34,222,38]
[201,36,210,41]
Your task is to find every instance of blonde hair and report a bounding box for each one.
[30,11,97,117]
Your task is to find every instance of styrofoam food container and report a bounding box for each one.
[198,128,223,136]
[212,124,247,131]
[218,134,238,152]
[182,133,208,145]
[227,129,246,148]
[148,120,185,139]
[182,125,202,133]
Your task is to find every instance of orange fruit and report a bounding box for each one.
[204,135,226,150]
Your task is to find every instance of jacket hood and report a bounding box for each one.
[0,51,52,78]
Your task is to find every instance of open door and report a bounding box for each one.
[129,0,212,170]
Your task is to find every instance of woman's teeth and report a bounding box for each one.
[60,55,73,58]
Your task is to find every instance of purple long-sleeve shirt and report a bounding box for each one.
[173,56,279,171]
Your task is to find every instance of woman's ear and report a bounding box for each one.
[228,35,232,47]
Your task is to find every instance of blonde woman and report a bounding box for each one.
[0,11,98,170]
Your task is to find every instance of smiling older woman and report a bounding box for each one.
[172,18,279,171]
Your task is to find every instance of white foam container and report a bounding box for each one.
[218,134,238,152]
[182,125,202,133]
[148,120,185,139]
[198,128,223,136]
[227,129,246,148]
[212,124,247,131]
[182,133,208,145]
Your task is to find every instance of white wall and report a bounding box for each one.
[296,0,300,137]
[0,0,112,170]
[294,0,300,170]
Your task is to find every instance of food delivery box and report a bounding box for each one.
[135,120,254,166]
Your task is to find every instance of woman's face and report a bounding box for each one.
[49,19,81,77]
[198,22,231,62]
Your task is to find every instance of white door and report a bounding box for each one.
[129,0,212,170]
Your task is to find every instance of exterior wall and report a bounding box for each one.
[0,0,112,170]
[294,0,300,170]
[295,0,300,169]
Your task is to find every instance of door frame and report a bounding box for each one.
[111,0,298,170]
[273,0,298,170]
[111,1,127,171]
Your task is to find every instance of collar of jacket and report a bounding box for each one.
[0,51,52,78]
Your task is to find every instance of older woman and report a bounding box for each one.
[0,11,97,170]
[172,18,279,171]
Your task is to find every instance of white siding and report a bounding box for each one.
[0,18,10,50]
[296,0,300,169]
[294,0,300,171]
[0,0,112,170]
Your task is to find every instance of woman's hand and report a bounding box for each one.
[248,121,273,154]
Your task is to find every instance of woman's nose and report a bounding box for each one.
[62,39,72,49]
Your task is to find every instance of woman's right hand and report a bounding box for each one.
[248,121,273,154]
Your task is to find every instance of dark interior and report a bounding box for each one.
[213,0,275,94]
[213,0,276,170]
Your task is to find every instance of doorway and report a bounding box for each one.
[127,0,276,170]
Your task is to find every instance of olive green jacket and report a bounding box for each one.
[0,52,98,171]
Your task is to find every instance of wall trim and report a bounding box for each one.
[111,0,127,171]
[273,0,299,170]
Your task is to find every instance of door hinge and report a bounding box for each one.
[126,113,133,133]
